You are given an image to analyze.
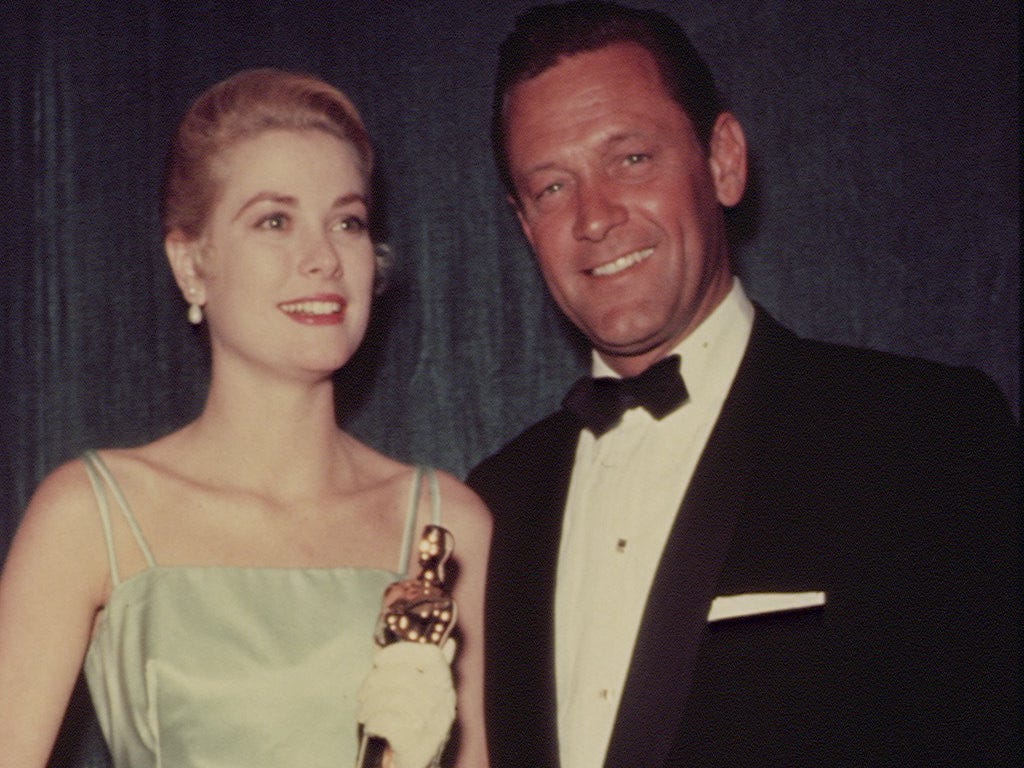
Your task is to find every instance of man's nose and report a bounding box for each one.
[572,179,627,241]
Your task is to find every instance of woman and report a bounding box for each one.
[0,69,490,767]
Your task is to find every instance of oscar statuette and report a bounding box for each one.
[356,525,457,768]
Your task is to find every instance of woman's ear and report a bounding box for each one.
[708,112,747,208]
[165,231,206,306]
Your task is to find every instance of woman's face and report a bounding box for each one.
[181,128,376,382]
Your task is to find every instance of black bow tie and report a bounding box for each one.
[562,355,688,437]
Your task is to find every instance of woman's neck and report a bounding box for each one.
[180,367,353,496]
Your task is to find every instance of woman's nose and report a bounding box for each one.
[300,233,341,277]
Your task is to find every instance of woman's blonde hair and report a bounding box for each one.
[161,68,373,240]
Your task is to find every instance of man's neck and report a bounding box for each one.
[595,276,736,378]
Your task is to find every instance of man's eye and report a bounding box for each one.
[624,153,650,165]
[536,181,563,200]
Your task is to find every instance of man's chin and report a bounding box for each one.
[592,338,672,376]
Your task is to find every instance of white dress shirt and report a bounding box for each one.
[555,279,755,768]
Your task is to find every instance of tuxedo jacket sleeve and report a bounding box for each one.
[467,307,1020,768]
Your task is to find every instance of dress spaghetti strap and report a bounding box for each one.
[81,450,157,586]
[396,466,441,575]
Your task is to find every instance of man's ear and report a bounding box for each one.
[510,194,537,250]
[165,231,207,305]
[708,112,747,208]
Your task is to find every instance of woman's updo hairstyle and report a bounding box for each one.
[161,68,392,292]
[161,68,373,241]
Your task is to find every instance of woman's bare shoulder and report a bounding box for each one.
[6,455,110,607]
[24,455,102,526]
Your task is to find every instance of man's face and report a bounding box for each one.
[504,42,745,376]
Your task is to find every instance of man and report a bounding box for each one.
[467,2,1019,767]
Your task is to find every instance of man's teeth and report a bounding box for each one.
[591,247,653,276]
[280,300,342,315]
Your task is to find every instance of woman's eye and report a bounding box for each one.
[623,152,650,166]
[257,213,289,230]
[335,215,367,233]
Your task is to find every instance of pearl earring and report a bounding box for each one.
[186,287,203,325]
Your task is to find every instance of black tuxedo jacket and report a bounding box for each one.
[468,308,1019,767]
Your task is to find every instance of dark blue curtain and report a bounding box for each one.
[1,2,1018,764]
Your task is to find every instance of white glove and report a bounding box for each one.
[356,640,457,768]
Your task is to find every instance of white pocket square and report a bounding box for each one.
[707,591,826,623]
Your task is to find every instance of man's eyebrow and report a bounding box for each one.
[519,130,649,174]
[604,130,647,147]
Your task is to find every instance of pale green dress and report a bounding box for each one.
[80,450,440,767]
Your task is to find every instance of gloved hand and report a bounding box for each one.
[356,639,457,768]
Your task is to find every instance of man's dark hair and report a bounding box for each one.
[492,1,725,200]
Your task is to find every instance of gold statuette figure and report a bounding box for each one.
[357,525,457,768]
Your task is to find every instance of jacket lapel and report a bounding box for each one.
[603,308,794,768]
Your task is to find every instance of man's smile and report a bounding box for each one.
[589,246,654,276]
